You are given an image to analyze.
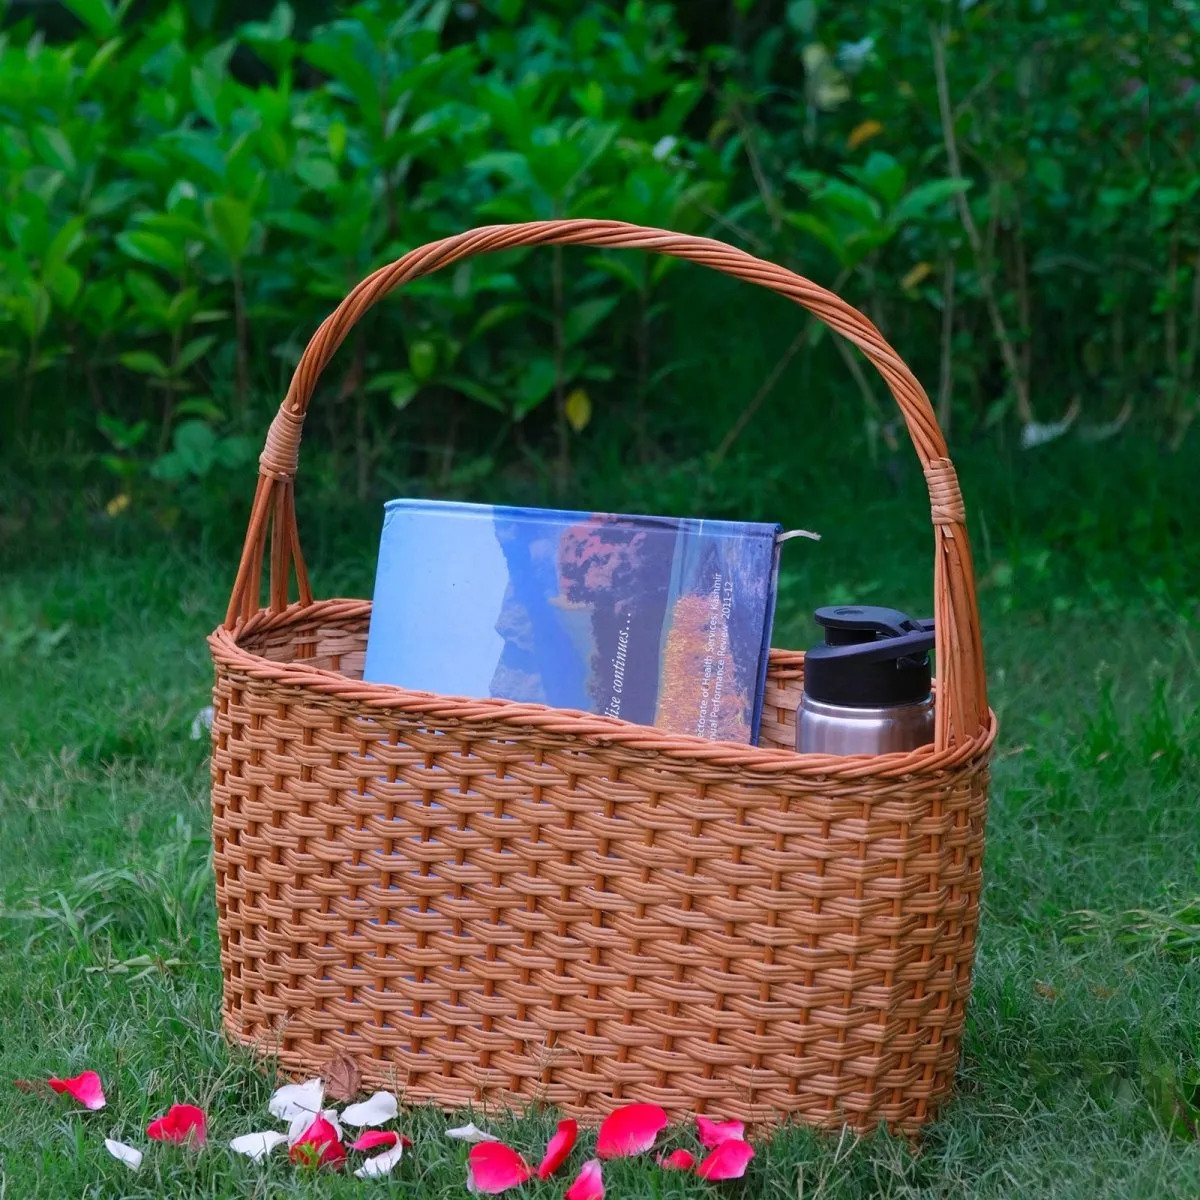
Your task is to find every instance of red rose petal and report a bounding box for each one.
[289,1114,346,1168]
[565,1158,604,1200]
[536,1118,578,1179]
[696,1139,755,1181]
[349,1129,399,1152]
[47,1070,105,1111]
[595,1104,669,1159]
[466,1140,532,1193]
[658,1148,696,1170]
[146,1103,206,1146]
[696,1116,745,1148]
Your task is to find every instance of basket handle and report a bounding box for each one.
[226,219,987,750]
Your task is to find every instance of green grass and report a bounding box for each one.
[1,443,1199,1198]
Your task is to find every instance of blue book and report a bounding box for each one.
[363,501,782,744]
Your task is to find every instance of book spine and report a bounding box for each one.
[749,537,783,746]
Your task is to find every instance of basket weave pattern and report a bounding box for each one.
[209,221,994,1134]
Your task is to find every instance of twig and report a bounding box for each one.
[730,100,783,232]
[937,256,957,435]
[930,20,1034,425]
[711,267,851,463]
[698,202,770,254]
[832,332,884,419]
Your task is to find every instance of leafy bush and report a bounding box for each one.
[0,0,1192,514]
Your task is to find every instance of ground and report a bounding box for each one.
[1,491,1197,1197]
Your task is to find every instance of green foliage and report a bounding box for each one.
[0,0,1193,511]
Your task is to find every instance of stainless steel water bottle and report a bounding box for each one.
[796,606,935,756]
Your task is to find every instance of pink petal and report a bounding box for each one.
[595,1104,668,1159]
[47,1070,105,1111]
[695,1139,755,1181]
[466,1141,532,1193]
[146,1103,207,1146]
[536,1118,578,1179]
[658,1149,696,1170]
[696,1116,745,1148]
[349,1130,399,1152]
[565,1158,604,1200]
[289,1113,347,1168]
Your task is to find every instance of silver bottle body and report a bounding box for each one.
[795,693,935,756]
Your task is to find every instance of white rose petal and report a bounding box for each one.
[446,1121,496,1143]
[354,1142,405,1179]
[104,1138,143,1171]
[268,1078,324,1122]
[341,1091,399,1128]
[190,705,214,740]
[230,1130,288,1161]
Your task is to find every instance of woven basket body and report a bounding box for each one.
[209,221,995,1135]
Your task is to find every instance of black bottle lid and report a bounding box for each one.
[804,606,934,709]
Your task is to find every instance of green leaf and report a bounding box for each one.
[812,179,882,226]
[513,356,558,419]
[81,36,126,94]
[85,278,124,325]
[30,127,77,175]
[563,296,618,346]
[45,218,86,273]
[890,178,971,225]
[176,335,217,374]
[364,370,418,404]
[328,122,347,164]
[46,262,82,310]
[469,151,536,192]
[408,340,438,382]
[205,195,253,262]
[1033,158,1065,194]
[174,398,225,420]
[241,1,293,42]
[62,0,119,38]
[172,419,219,473]
[118,350,170,378]
[215,434,257,468]
[88,179,143,218]
[786,0,818,35]
[588,254,644,294]
[468,302,529,341]
[439,374,507,413]
[295,157,339,192]
[116,230,186,273]
[848,151,906,208]
[124,270,170,314]
[783,211,850,265]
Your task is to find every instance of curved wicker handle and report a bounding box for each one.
[227,219,986,749]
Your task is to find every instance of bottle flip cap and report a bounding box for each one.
[804,606,934,709]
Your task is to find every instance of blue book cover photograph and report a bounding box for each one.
[363,500,781,744]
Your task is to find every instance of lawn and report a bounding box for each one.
[1,444,1198,1198]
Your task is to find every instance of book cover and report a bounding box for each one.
[363,500,782,744]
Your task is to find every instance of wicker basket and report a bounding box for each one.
[208,220,995,1136]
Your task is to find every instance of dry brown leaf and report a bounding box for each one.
[323,1053,362,1102]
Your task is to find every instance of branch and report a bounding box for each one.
[937,256,957,434]
[930,20,1035,425]
[711,267,851,463]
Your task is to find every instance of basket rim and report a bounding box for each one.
[209,597,997,781]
